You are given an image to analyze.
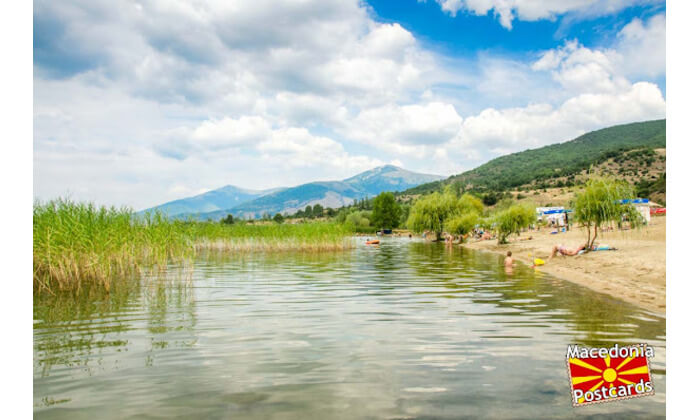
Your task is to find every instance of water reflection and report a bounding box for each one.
[34,271,196,379]
[34,238,665,418]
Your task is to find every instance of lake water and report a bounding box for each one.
[34,238,666,419]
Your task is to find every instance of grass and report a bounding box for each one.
[33,199,353,294]
[188,222,353,252]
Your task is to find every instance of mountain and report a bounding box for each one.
[343,165,447,195]
[195,165,444,220]
[403,119,666,195]
[139,185,283,217]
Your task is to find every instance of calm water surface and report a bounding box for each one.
[34,238,665,419]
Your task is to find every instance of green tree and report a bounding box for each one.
[457,193,484,214]
[312,204,324,218]
[273,213,284,224]
[304,205,313,218]
[572,177,643,249]
[483,192,500,206]
[371,192,401,229]
[406,190,458,240]
[335,208,349,224]
[446,212,480,236]
[399,204,411,228]
[441,193,485,239]
[452,179,466,195]
[493,203,536,244]
[344,210,371,231]
[359,197,367,210]
[222,214,235,224]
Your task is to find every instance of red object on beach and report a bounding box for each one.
[365,240,380,245]
[650,208,666,215]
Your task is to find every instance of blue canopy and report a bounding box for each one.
[542,209,573,214]
[617,198,649,204]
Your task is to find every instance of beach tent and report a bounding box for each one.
[536,207,571,227]
[618,198,652,224]
[536,206,563,221]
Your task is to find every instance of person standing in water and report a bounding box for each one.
[504,251,514,268]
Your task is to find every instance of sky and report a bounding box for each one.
[33,0,666,210]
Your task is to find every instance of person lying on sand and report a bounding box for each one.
[476,231,492,241]
[549,244,586,259]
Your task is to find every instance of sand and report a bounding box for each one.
[463,216,666,315]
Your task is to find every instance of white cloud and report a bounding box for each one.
[448,81,666,157]
[191,116,269,148]
[361,23,417,58]
[433,0,660,29]
[475,56,555,104]
[270,92,349,128]
[615,13,666,79]
[181,116,384,172]
[343,102,463,156]
[532,13,665,95]
[34,1,432,109]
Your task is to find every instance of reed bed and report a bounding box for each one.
[33,199,192,294]
[34,199,353,294]
[189,222,353,252]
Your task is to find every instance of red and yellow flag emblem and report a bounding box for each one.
[567,344,654,406]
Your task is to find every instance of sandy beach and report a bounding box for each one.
[463,216,666,315]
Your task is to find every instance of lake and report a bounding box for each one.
[34,238,666,419]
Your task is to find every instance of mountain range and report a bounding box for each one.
[141,165,444,220]
[142,119,666,219]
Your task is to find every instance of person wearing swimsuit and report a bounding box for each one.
[549,243,586,259]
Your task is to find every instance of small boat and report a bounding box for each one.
[365,240,380,245]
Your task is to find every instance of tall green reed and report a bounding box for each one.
[34,199,353,294]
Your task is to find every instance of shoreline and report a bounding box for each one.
[461,216,666,316]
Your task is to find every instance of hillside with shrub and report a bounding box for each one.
[404,119,666,196]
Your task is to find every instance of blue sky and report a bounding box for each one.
[33,0,666,209]
[369,1,665,54]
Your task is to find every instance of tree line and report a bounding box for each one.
[219,176,646,251]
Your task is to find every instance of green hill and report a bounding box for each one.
[404,119,666,195]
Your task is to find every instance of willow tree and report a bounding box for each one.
[457,193,484,215]
[493,203,536,244]
[407,191,458,240]
[446,212,481,237]
[444,193,484,237]
[572,177,643,249]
